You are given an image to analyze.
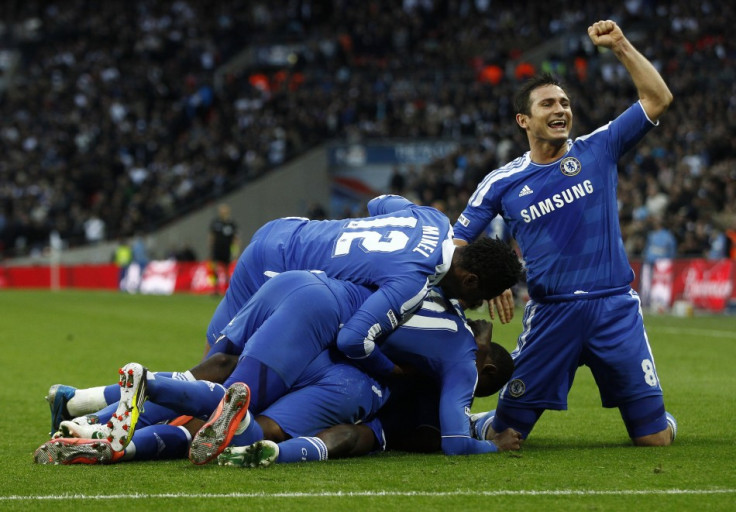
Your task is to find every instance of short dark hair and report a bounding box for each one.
[475,341,514,397]
[513,72,566,116]
[460,237,522,300]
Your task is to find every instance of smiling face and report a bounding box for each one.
[516,84,573,145]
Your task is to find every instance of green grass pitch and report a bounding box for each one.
[0,289,734,511]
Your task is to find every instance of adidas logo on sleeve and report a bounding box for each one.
[518,185,534,197]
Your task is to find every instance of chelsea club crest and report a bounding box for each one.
[560,156,582,176]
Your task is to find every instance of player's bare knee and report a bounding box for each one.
[632,427,673,447]
[256,415,287,443]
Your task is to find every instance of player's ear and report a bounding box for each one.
[463,272,480,289]
[516,113,528,130]
[480,362,498,377]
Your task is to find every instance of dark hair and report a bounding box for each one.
[485,342,514,395]
[513,72,566,116]
[460,237,522,300]
[475,341,514,397]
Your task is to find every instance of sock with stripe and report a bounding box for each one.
[275,436,328,463]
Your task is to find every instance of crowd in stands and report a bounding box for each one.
[0,0,733,261]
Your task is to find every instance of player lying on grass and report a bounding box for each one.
[40,270,382,454]
[36,330,520,465]
[35,345,390,465]
[219,378,516,468]
[148,289,520,463]
[217,328,522,468]
[36,282,521,463]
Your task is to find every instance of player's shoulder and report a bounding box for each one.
[474,153,533,195]
[496,153,533,180]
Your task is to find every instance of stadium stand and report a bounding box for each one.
[0,1,733,260]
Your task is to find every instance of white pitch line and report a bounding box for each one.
[2,489,735,501]
[649,327,736,339]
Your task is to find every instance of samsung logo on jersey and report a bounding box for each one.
[520,180,594,223]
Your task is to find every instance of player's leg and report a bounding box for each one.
[204,224,274,353]
[46,355,236,435]
[101,362,228,451]
[220,271,345,394]
[490,300,582,439]
[189,381,261,465]
[218,361,389,467]
[585,292,675,447]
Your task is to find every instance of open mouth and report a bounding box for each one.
[548,119,567,129]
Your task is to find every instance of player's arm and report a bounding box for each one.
[366,194,415,216]
[336,274,434,377]
[336,290,407,378]
[437,360,513,455]
[588,20,672,122]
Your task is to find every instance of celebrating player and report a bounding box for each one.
[205,194,520,378]
[452,20,677,446]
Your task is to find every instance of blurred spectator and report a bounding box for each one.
[306,202,328,220]
[388,166,406,196]
[209,203,238,294]
[643,217,678,264]
[0,0,732,263]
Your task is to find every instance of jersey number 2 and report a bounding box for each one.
[334,230,410,256]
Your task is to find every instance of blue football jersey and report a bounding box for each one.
[454,102,656,301]
[380,289,499,454]
[218,195,455,376]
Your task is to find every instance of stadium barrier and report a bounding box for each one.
[2,258,734,313]
[0,261,235,296]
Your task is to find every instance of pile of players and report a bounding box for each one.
[34,20,678,468]
[35,193,524,466]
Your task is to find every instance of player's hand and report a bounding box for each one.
[587,20,625,50]
[491,428,523,452]
[488,288,514,324]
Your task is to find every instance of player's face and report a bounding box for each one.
[520,84,572,143]
[459,287,485,310]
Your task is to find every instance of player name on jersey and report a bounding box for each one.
[412,226,441,257]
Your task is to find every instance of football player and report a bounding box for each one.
[452,21,677,446]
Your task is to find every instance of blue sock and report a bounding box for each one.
[93,401,179,427]
[276,437,328,463]
[147,376,225,419]
[92,403,117,424]
[127,424,191,460]
[493,405,543,439]
[103,384,121,405]
[472,410,496,440]
[102,371,192,405]
[230,411,264,447]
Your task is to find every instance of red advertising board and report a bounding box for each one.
[2,259,734,312]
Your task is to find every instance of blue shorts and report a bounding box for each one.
[498,290,664,410]
[206,218,299,346]
[260,362,389,438]
[217,270,368,389]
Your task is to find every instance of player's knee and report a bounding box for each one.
[317,425,363,458]
[256,415,287,443]
[632,426,673,447]
[619,396,670,441]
